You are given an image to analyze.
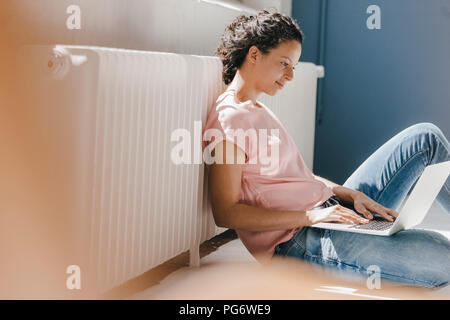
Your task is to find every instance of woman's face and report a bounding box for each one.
[249,40,302,96]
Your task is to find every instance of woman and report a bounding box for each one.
[202,9,450,288]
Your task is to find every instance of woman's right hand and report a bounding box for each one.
[306,204,370,226]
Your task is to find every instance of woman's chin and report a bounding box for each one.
[264,88,279,97]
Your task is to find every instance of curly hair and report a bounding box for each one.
[214,9,305,85]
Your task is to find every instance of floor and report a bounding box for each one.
[110,201,450,300]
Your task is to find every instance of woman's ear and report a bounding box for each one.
[247,45,260,64]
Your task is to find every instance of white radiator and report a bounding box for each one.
[15,45,324,296]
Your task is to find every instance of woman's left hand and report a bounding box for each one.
[350,191,399,222]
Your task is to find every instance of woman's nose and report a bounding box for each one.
[284,67,294,81]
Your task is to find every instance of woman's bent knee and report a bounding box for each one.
[410,122,447,143]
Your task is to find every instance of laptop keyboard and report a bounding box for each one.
[349,216,394,231]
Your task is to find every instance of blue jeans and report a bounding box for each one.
[274,123,450,288]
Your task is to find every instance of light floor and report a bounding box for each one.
[127,201,450,300]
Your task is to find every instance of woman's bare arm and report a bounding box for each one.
[313,174,358,204]
[207,140,311,232]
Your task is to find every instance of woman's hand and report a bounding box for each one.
[314,179,399,223]
[350,191,399,222]
[306,205,370,226]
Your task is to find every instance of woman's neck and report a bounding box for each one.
[227,71,261,106]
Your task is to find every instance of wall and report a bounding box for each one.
[2,0,290,56]
[293,0,450,184]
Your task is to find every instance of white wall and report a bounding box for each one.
[6,0,292,56]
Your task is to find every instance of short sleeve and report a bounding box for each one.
[202,105,254,164]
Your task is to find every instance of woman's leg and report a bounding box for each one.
[343,122,450,214]
[275,122,450,288]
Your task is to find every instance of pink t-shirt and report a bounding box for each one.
[202,89,334,263]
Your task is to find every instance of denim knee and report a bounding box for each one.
[414,263,449,289]
[406,122,450,164]
[399,230,450,288]
[411,122,448,146]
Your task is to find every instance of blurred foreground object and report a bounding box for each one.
[0,4,87,299]
[133,257,449,300]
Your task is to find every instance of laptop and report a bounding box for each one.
[311,160,450,236]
